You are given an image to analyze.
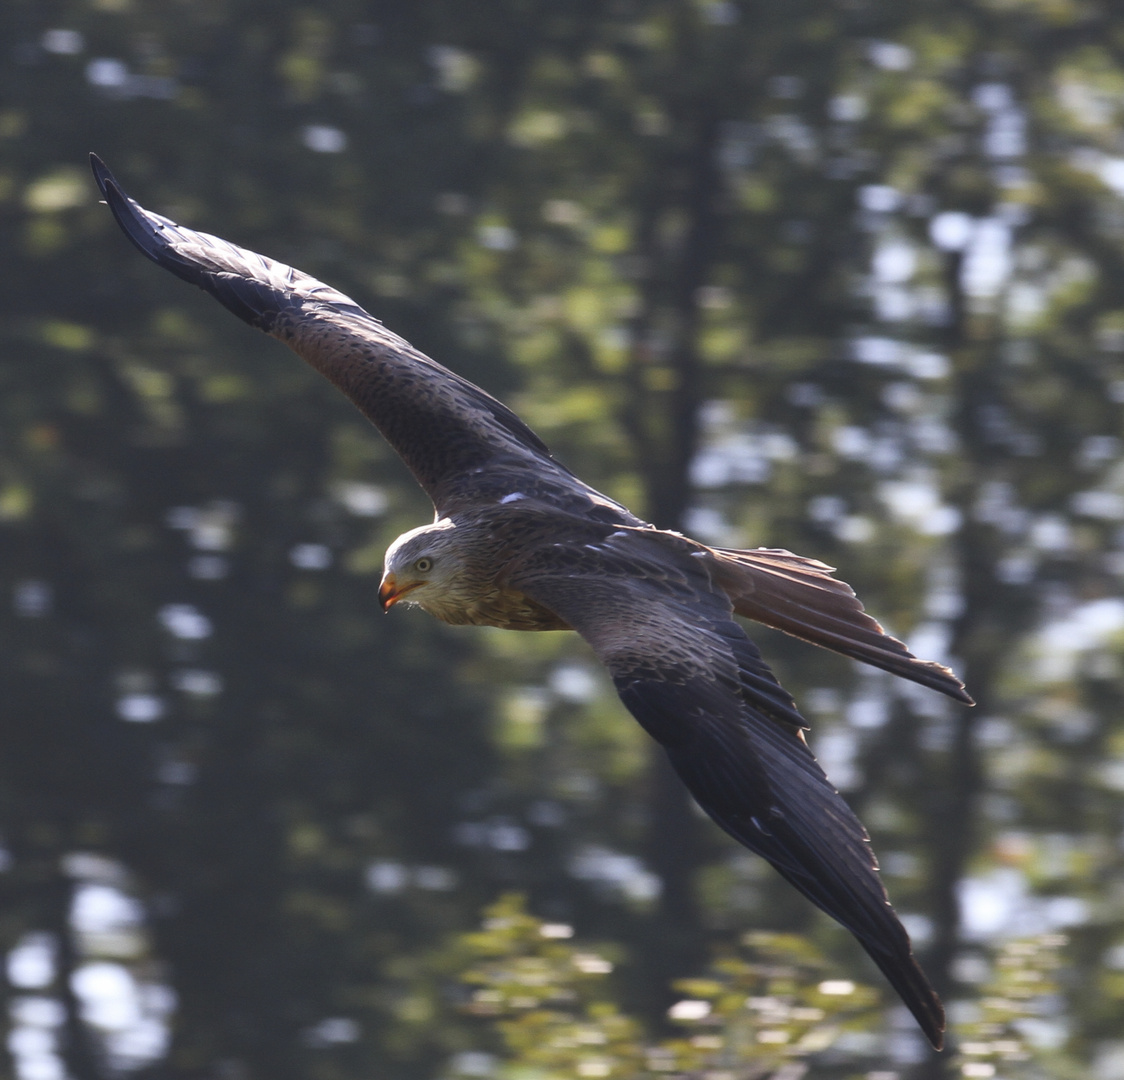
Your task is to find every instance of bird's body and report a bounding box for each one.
[92,154,972,1051]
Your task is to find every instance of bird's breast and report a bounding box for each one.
[451,585,571,632]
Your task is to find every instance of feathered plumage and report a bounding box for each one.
[93,154,972,1050]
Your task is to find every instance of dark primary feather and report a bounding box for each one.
[90,153,604,514]
[507,531,945,1049]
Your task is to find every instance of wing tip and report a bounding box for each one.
[918,660,975,706]
[89,152,169,269]
[916,992,946,1051]
[88,153,126,217]
[910,974,946,1051]
[869,939,946,1050]
[89,151,113,196]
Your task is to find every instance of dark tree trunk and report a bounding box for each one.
[45,870,108,1080]
[629,111,724,1019]
[916,248,1033,1078]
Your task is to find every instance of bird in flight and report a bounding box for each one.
[92,154,971,1050]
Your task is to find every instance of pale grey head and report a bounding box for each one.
[378,519,478,621]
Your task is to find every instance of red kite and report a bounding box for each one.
[93,154,971,1049]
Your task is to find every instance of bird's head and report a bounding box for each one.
[379,519,467,616]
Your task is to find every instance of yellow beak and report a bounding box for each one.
[378,574,421,611]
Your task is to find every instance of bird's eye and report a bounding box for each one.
[414,557,433,573]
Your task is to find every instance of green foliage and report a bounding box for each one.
[453,907,1090,1079]
[665,935,881,1075]
[953,934,1075,1080]
[454,894,883,1079]
[458,894,646,1079]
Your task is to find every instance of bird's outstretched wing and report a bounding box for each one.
[506,531,945,1049]
[710,546,973,704]
[89,154,593,513]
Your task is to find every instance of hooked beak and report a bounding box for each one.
[378,574,421,612]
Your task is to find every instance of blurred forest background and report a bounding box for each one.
[4,1,1124,1078]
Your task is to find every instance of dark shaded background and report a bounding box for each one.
[3,2,1124,1078]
